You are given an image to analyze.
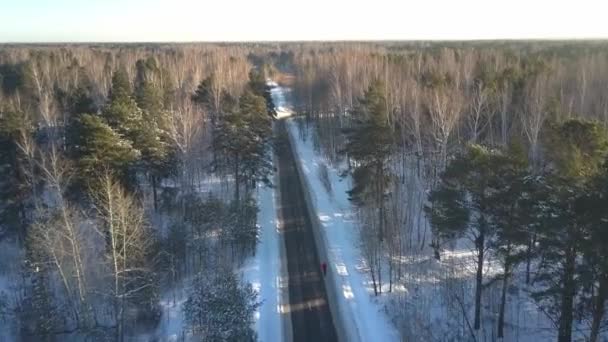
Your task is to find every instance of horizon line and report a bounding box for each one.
[1,37,608,45]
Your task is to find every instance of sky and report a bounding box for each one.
[0,0,607,42]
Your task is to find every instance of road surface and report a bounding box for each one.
[275,120,338,342]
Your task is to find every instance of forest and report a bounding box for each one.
[0,44,274,341]
[288,40,608,342]
[0,41,608,341]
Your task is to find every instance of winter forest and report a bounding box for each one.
[1,41,608,342]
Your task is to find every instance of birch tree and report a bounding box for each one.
[91,172,158,342]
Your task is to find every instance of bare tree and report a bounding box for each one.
[91,172,157,342]
[521,72,553,169]
[466,80,492,143]
[167,95,206,190]
[425,76,465,171]
[27,146,98,331]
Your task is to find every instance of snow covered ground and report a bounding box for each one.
[282,115,579,342]
[146,283,188,341]
[146,85,286,342]
[286,118,400,342]
[241,180,283,342]
[282,113,595,341]
[142,173,283,341]
[269,82,293,119]
[0,238,21,342]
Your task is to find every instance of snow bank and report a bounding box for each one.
[241,166,283,342]
[269,82,293,119]
[286,118,400,342]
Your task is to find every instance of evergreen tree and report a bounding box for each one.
[103,68,144,144]
[19,269,58,342]
[426,144,506,330]
[0,62,26,96]
[73,114,139,180]
[19,238,59,342]
[183,270,259,342]
[344,80,394,243]
[581,162,608,342]
[247,69,276,117]
[101,67,176,194]
[65,86,97,157]
[532,119,608,342]
[192,74,216,113]
[213,89,272,201]
[134,61,174,210]
[224,198,259,261]
[0,107,34,238]
[484,144,531,338]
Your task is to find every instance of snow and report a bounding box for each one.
[266,79,279,88]
[0,238,20,342]
[285,117,400,342]
[281,112,583,341]
[147,284,188,341]
[241,163,283,341]
[269,81,293,119]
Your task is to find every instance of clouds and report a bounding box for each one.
[0,0,606,42]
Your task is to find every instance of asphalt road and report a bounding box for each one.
[275,120,338,342]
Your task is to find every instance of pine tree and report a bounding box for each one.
[134,61,174,210]
[248,69,276,117]
[532,119,608,342]
[183,269,259,341]
[20,270,58,342]
[103,68,144,144]
[426,144,506,330]
[224,198,259,262]
[581,162,608,342]
[192,74,216,113]
[65,86,97,159]
[213,89,272,202]
[73,114,139,180]
[484,144,530,338]
[19,238,59,342]
[0,107,34,238]
[342,80,394,295]
[344,80,394,242]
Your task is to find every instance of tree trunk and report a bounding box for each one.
[19,202,27,243]
[234,155,240,202]
[377,162,385,243]
[370,262,378,296]
[557,246,576,342]
[498,257,511,338]
[388,253,393,293]
[589,275,607,342]
[474,230,485,330]
[378,257,382,294]
[152,175,158,212]
[525,234,536,284]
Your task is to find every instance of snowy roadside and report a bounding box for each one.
[285,118,400,342]
[241,179,283,342]
[283,116,560,341]
[270,82,294,119]
[239,81,287,342]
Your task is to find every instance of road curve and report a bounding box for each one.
[275,120,338,342]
